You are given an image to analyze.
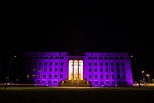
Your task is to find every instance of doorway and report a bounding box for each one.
[68,60,83,80]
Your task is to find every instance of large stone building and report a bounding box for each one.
[23,52,133,87]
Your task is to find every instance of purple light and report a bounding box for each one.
[24,52,133,87]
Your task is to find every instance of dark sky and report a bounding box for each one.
[0,1,154,78]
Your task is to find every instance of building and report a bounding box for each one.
[23,52,133,87]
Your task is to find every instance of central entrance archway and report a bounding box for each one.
[68,60,83,80]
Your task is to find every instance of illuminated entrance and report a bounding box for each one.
[68,60,83,80]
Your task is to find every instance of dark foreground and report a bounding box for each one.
[0,86,154,103]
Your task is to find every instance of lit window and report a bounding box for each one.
[27,74,30,78]
[33,68,36,71]
[32,74,35,78]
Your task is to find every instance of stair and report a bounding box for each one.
[59,79,92,87]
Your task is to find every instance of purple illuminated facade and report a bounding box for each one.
[24,52,133,87]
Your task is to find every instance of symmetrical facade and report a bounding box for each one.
[24,52,133,87]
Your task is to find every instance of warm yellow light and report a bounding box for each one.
[69,60,73,80]
[27,74,30,78]
[32,74,35,78]
[142,71,144,73]
[33,68,36,71]
[146,74,150,77]
[79,60,83,80]
[68,60,83,80]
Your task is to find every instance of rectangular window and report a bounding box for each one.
[100,63,102,66]
[37,80,40,83]
[88,57,92,59]
[43,75,46,78]
[61,62,64,66]
[106,81,109,84]
[38,74,40,78]
[111,63,113,66]
[101,81,104,85]
[95,75,97,79]
[60,75,63,78]
[60,68,63,72]
[43,81,46,84]
[112,75,114,79]
[106,75,109,79]
[44,62,47,65]
[100,75,103,79]
[54,81,57,84]
[60,57,64,59]
[54,75,57,78]
[34,62,36,66]
[89,63,91,66]
[55,57,59,59]
[48,81,51,84]
[89,75,92,79]
[55,68,58,72]
[55,62,58,66]
[112,81,115,84]
[95,81,98,84]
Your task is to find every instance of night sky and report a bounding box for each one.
[0,1,154,80]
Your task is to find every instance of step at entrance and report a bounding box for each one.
[59,79,92,87]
